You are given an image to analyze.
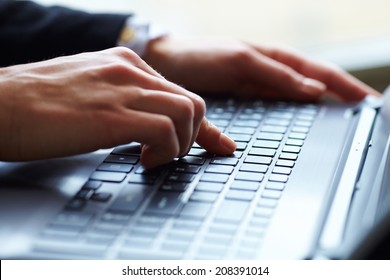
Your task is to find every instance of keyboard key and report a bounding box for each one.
[105,154,139,164]
[34,241,107,257]
[279,153,298,161]
[261,126,287,134]
[225,190,255,201]
[269,174,289,183]
[172,219,202,231]
[235,171,264,182]
[233,120,261,127]
[200,173,229,183]
[160,241,189,254]
[205,165,234,174]
[249,148,276,157]
[82,181,102,190]
[180,201,213,219]
[285,139,304,146]
[272,166,292,175]
[297,114,315,121]
[109,184,149,213]
[265,182,285,191]
[230,180,260,191]
[135,165,165,176]
[203,234,232,246]
[257,132,284,141]
[229,127,256,135]
[188,148,213,158]
[276,159,295,167]
[240,163,268,173]
[283,146,301,153]
[65,199,86,211]
[129,227,160,238]
[51,212,93,228]
[195,182,224,193]
[136,216,166,228]
[179,156,206,165]
[90,171,126,182]
[261,190,282,200]
[160,182,190,192]
[190,191,219,203]
[173,165,201,174]
[167,173,195,183]
[91,192,112,202]
[128,174,157,184]
[253,207,274,218]
[167,230,196,242]
[289,132,307,140]
[215,199,250,223]
[244,156,272,165]
[211,157,239,166]
[97,163,133,173]
[258,198,278,208]
[236,142,248,151]
[100,212,131,224]
[253,140,280,149]
[227,134,252,142]
[292,126,310,133]
[268,111,294,119]
[295,120,312,127]
[207,112,233,120]
[75,189,94,200]
[238,113,263,120]
[264,118,290,126]
[208,223,238,236]
[145,192,184,216]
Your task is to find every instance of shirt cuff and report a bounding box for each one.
[117,16,167,57]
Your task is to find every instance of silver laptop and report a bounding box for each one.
[1,86,390,260]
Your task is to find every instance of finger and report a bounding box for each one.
[238,83,322,103]
[108,109,180,169]
[196,118,236,155]
[134,73,207,153]
[252,45,381,101]
[241,50,327,100]
[126,90,195,157]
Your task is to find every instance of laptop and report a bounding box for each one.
[1,86,390,260]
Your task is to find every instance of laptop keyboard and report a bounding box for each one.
[33,99,319,259]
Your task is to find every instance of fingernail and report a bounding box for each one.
[219,133,237,154]
[300,78,326,95]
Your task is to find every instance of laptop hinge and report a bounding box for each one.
[320,106,376,250]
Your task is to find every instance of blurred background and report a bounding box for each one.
[36,0,390,91]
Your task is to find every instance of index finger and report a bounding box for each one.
[195,118,236,155]
[253,44,381,101]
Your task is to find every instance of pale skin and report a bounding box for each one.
[0,37,381,168]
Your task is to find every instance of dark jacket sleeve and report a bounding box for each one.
[0,0,130,66]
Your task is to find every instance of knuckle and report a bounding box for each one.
[112,46,139,61]
[155,116,177,144]
[230,46,253,64]
[278,65,297,84]
[177,97,195,120]
[189,95,206,120]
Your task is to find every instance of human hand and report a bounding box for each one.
[144,37,380,102]
[0,47,236,168]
